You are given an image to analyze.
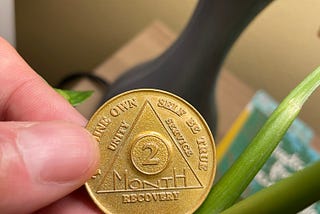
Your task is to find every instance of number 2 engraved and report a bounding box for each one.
[131,134,171,174]
[142,142,160,165]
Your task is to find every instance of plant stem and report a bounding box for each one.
[196,66,320,213]
[221,161,320,214]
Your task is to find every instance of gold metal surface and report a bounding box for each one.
[85,89,216,214]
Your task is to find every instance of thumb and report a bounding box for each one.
[0,121,99,214]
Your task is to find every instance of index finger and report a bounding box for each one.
[0,37,86,125]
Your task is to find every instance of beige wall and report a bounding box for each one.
[16,1,320,133]
[224,0,320,134]
[15,0,196,85]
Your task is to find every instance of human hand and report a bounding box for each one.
[0,37,101,214]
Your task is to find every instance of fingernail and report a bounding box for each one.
[17,121,99,184]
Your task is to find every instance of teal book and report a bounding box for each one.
[216,90,320,213]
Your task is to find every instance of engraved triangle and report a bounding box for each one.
[95,100,203,193]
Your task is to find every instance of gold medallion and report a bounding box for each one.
[85,89,216,214]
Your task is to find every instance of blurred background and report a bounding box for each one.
[1,0,320,133]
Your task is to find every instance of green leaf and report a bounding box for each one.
[221,161,320,214]
[54,88,93,106]
[196,66,320,213]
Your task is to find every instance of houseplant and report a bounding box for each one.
[196,66,320,213]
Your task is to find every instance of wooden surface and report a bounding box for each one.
[73,21,319,148]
